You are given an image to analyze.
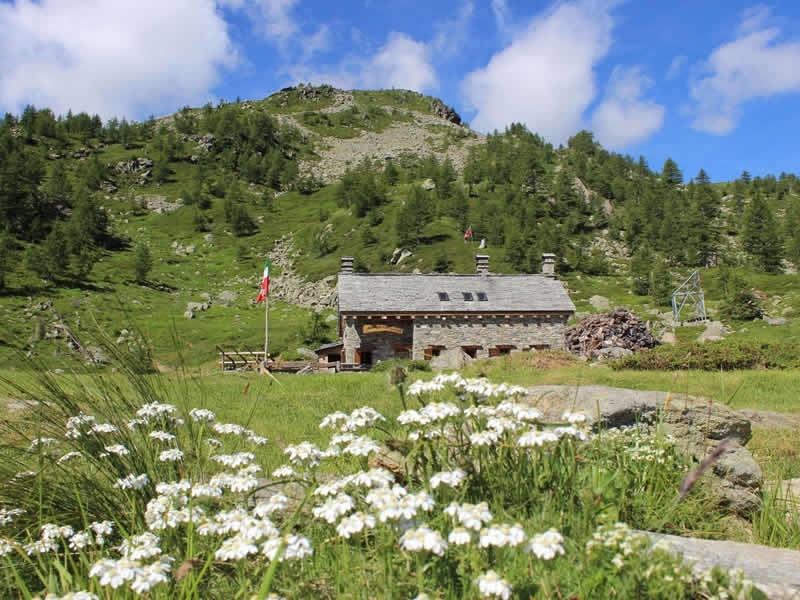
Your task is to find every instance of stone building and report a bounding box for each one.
[337,254,575,367]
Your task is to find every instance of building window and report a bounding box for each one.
[461,345,480,358]
[462,292,474,301]
[423,345,445,360]
[528,344,550,351]
[489,345,515,357]
[476,292,488,301]
[438,292,450,301]
[393,344,411,359]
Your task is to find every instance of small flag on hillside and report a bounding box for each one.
[464,227,473,242]
[255,260,270,303]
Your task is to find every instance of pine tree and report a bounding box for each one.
[661,158,683,189]
[133,243,153,283]
[742,191,783,272]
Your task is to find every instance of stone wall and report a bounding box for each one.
[342,317,414,364]
[342,314,569,364]
[411,314,568,360]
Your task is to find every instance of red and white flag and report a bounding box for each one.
[255,260,270,303]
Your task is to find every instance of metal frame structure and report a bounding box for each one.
[671,270,707,323]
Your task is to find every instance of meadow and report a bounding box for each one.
[0,351,797,599]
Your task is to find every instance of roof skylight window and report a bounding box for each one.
[438,292,450,301]
[462,292,474,301]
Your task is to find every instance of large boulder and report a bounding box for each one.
[524,385,761,514]
[430,348,473,371]
[697,321,728,343]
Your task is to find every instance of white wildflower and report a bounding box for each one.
[89,557,139,589]
[313,494,354,524]
[342,436,380,457]
[189,408,216,423]
[103,444,129,456]
[430,469,468,489]
[215,535,258,561]
[212,422,245,436]
[114,473,149,490]
[130,558,172,594]
[120,532,161,560]
[399,525,448,556]
[253,494,290,517]
[137,402,177,418]
[90,423,118,434]
[517,429,559,447]
[319,412,349,430]
[262,535,313,561]
[525,528,565,560]
[159,449,184,462]
[448,527,472,546]
[211,452,255,468]
[475,570,512,599]
[68,531,93,551]
[149,431,176,442]
[57,451,83,464]
[336,511,376,538]
[284,442,323,466]
[479,524,526,548]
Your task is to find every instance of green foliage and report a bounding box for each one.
[132,242,153,283]
[720,288,765,321]
[613,340,800,371]
[742,191,783,272]
[300,310,333,346]
[369,358,432,373]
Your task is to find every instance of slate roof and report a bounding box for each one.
[338,273,575,314]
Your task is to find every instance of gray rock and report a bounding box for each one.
[524,385,760,513]
[391,247,413,265]
[660,330,678,345]
[589,295,611,311]
[204,233,214,243]
[218,291,237,307]
[186,302,209,312]
[697,321,727,343]
[712,442,763,489]
[766,316,788,326]
[595,347,633,360]
[421,178,436,191]
[640,531,800,599]
[184,310,195,319]
[430,348,472,371]
[184,245,196,255]
[325,314,337,322]
[296,347,318,360]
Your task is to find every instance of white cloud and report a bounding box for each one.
[360,33,439,92]
[219,0,298,42]
[288,31,438,93]
[491,0,510,32]
[689,7,800,134]
[0,0,238,119]
[666,55,687,81]
[461,0,614,143]
[432,0,475,56]
[591,66,665,149]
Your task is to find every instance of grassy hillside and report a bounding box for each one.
[1,87,799,369]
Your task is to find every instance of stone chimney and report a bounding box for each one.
[475,254,489,275]
[542,253,556,277]
[341,256,354,273]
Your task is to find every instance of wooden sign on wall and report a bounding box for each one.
[363,324,404,335]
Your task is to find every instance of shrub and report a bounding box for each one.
[613,340,800,371]
[371,358,431,373]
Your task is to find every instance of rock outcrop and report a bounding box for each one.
[524,385,762,514]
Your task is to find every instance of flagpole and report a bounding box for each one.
[264,294,269,370]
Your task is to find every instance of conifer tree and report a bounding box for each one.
[742,191,782,272]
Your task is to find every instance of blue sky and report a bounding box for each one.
[1,0,799,182]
